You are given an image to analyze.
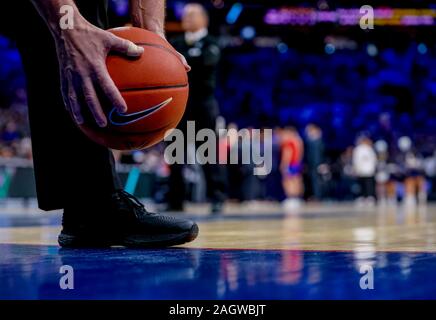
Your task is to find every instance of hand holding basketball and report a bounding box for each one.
[77,27,190,150]
[54,16,144,127]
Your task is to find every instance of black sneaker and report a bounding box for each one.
[58,190,199,248]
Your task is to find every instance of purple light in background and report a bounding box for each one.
[111,0,129,16]
[173,2,186,20]
[317,11,337,23]
[374,8,394,19]
[402,16,434,25]
[337,9,360,25]
[264,7,436,26]
[265,8,316,25]
[264,9,281,25]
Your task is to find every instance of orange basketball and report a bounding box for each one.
[78,27,189,150]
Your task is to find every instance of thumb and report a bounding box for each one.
[110,35,144,57]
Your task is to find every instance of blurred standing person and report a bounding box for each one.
[265,127,284,200]
[353,136,377,206]
[424,150,436,201]
[239,128,259,202]
[374,140,391,205]
[224,123,241,200]
[395,136,427,206]
[168,3,226,213]
[280,127,304,210]
[337,146,356,200]
[304,123,325,201]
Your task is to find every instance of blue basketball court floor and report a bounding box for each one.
[1,202,436,299]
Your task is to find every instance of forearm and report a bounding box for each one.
[30,0,85,37]
[130,0,166,38]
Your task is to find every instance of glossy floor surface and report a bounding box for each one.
[1,202,436,299]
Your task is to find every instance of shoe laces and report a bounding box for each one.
[114,190,152,219]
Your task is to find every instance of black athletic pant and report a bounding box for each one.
[358,177,376,198]
[167,97,226,209]
[1,1,121,211]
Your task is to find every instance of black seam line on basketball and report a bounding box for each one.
[135,42,182,59]
[119,84,188,92]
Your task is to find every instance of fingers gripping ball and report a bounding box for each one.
[78,27,189,150]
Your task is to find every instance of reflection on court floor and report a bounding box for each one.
[1,203,436,299]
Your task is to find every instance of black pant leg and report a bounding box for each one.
[367,177,376,198]
[195,98,226,203]
[167,97,226,208]
[14,2,121,211]
[359,177,366,197]
[167,163,185,209]
[359,177,375,198]
[167,114,188,210]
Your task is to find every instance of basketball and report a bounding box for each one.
[78,27,189,150]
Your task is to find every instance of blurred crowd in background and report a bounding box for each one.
[1,1,436,205]
[113,119,436,206]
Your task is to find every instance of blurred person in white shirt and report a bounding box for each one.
[353,136,377,206]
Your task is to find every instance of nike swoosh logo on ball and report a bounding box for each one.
[109,97,173,126]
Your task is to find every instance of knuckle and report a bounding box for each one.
[108,34,121,47]
[119,38,130,48]
[106,32,116,44]
[94,65,107,78]
[68,94,77,103]
[84,94,95,105]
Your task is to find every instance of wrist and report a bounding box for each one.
[53,15,93,46]
[48,6,89,40]
[136,24,165,39]
[131,14,165,39]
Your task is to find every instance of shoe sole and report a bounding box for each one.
[58,224,199,248]
[58,233,116,248]
[122,224,199,248]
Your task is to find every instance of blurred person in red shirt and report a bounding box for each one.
[280,127,304,210]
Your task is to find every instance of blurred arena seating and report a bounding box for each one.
[1,0,436,203]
